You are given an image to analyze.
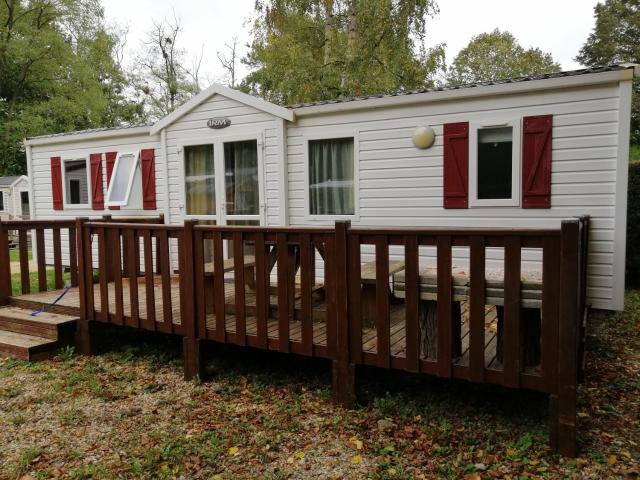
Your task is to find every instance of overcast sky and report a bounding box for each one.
[101,0,602,86]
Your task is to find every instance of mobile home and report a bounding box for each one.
[24,64,638,311]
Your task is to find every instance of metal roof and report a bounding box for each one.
[0,176,23,187]
[286,64,635,109]
[25,123,152,141]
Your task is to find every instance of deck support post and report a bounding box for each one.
[554,219,580,457]
[0,221,12,305]
[75,217,95,355]
[183,337,205,381]
[331,221,356,407]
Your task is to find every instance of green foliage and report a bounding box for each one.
[0,0,145,175]
[241,0,446,105]
[627,161,640,283]
[447,29,561,85]
[576,0,640,144]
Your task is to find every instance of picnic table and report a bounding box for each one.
[359,260,406,328]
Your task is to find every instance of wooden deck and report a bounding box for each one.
[11,277,504,368]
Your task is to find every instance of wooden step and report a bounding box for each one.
[0,330,57,361]
[0,307,77,340]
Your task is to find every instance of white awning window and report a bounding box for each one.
[106,152,139,207]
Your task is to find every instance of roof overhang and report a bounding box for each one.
[24,125,153,147]
[292,67,638,117]
[149,83,295,135]
[9,175,28,188]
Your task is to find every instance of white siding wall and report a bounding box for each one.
[164,93,282,226]
[30,133,162,266]
[286,82,627,310]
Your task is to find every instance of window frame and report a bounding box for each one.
[468,119,522,208]
[303,131,360,221]
[0,191,5,211]
[178,131,266,226]
[62,156,91,209]
[105,151,140,207]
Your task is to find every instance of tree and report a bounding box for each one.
[218,36,240,88]
[0,0,143,174]
[241,0,446,105]
[576,0,639,145]
[447,29,561,85]
[132,14,203,120]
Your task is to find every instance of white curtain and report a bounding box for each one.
[224,140,259,215]
[184,144,216,215]
[309,138,354,215]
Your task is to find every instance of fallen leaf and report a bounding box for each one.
[608,455,617,465]
[228,447,239,456]
[351,455,362,464]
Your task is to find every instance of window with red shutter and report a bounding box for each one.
[443,122,469,209]
[90,153,104,210]
[140,148,157,210]
[105,151,119,210]
[522,115,552,209]
[50,157,63,210]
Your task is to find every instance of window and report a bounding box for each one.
[224,140,259,216]
[64,159,89,205]
[184,144,215,215]
[106,152,139,207]
[469,121,520,207]
[477,127,513,200]
[0,192,4,211]
[308,137,355,216]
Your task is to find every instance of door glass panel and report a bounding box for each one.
[224,140,259,216]
[185,145,215,215]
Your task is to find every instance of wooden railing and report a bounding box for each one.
[0,219,78,302]
[71,216,588,456]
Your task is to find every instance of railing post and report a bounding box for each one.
[0,221,11,304]
[331,220,355,408]
[182,219,204,380]
[75,217,95,355]
[553,219,580,457]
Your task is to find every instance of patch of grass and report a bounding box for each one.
[630,143,640,161]
[8,247,30,262]
[11,445,43,477]
[10,268,71,296]
[55,345,75,362]
[59,408,85,426]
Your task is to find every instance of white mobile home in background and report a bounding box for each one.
[0,175,30,221]
[24,65,638,311]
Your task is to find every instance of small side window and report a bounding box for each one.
[477,126,513,200]
[64,159,89,206]
[106,152,139,207]
[0,192,4,211]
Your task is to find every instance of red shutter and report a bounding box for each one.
[443,122,469,209]
[522,115,552,208]
[140,148,157,210]
[90,153,104,210]
[51,157,63,210]
[105,151,119,210]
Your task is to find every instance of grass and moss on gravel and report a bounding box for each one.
[0,291,638,479]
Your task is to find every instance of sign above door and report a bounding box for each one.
[207,117,231,129]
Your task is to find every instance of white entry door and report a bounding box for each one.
[220,138,262,227]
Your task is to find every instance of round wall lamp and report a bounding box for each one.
[412,125,436,149]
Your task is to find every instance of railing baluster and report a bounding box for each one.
[348,234,362,364]
[113,228,124,325]
[69,225,78,287]
[542,236,560,393]
[503,236,522,388]
[127,229,139,328]
[300,234,313,355]
[436,235,452,377]
[324,235,337,359]
[36,228,46,292]
[469,235,486,382]
[213,231,225,342]
[233,231,246,346]
[276,233,290,353]
[142,230,156,330]
[375,236,390,368]
[52,228,63,289]
[18,229,29,294]
[158,229,172,332]
[404,235,419,372]
[254,232,268,348]
[193,230,206,339]
[97,227,109,322]
[83,222,94,319]
[0,222,11,302]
